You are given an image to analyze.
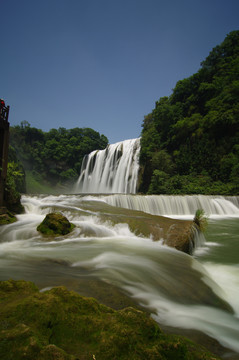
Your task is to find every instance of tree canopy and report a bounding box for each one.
[139,31,239,195]
[10,124,108,192]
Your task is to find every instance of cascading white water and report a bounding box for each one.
[101,194,239,218]
[1,194,239,356]
[75,138,140,194]
[0,195,239,360]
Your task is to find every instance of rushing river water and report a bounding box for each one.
[0,194,239,358]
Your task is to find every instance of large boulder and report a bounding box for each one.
[164,222,197,255]
[37,212,75,236]
[163,209,208,255]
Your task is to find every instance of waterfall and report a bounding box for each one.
[101,194,239,217]
[75,138,140,194]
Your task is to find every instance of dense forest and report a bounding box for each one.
[139,30,239,195]
[9,124,108,193]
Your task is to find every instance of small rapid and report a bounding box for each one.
[101,194,239,218]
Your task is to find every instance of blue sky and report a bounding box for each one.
[1,0,238,144]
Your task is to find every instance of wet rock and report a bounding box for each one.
[73,200,203,255]
[37,212,75,236]
[164,222,197,254]
[163,209,208,254]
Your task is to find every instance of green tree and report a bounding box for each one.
[10,124,108,191]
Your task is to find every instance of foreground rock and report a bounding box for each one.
[0,280,221,360]
[37,212,75,236]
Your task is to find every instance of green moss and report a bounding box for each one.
[0,211,17,225]
[37,212,76,236]
[0,280,221,360]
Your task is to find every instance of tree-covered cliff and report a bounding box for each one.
[139,30,239,195]
[10,124,108,193]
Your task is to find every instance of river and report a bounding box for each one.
[0,194,239,359]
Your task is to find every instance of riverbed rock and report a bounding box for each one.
[164,222,197,254]
[80,199,200,254]
[37,212,75,236]
[0,279,221,360]
[163,210,208,254]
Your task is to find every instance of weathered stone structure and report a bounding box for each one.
[0,101,10,206]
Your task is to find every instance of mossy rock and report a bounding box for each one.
[0,279,221,360]
[0,209,17,225]
[37,212,75,236]
[164,222,197,255]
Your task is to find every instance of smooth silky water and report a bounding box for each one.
[75,138,140,194]
[0,193,239,359]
